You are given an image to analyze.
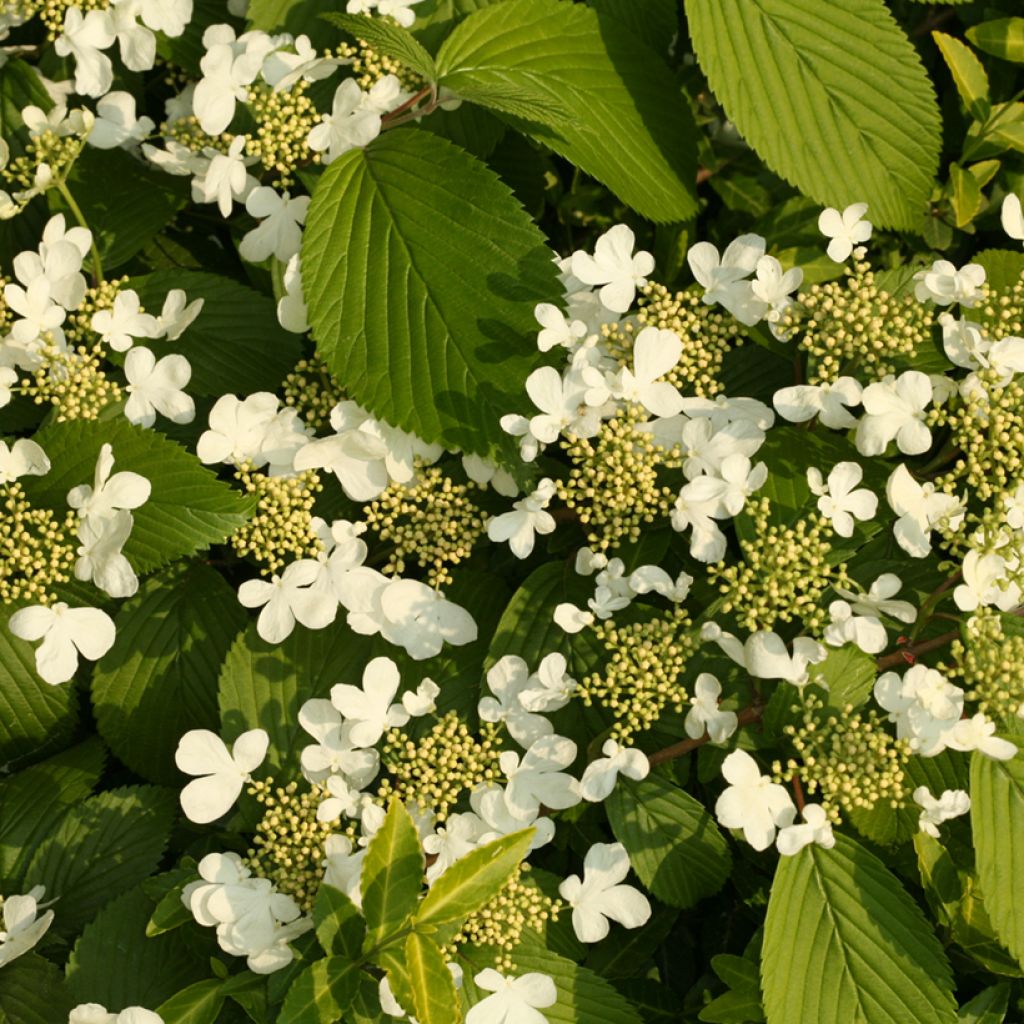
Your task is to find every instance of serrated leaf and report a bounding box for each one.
[278,957,360,1024]
[156,980,225,1024]
[406,931,461,1024]
[974,249,1024,292]
[685,0,941,230]
[0,59,51,159]
[22,419,254,574]
[314,884,366,959]
[0,954,74,1024]
[362,799,425,949]
[414,828,532,940]
[323,12,437,80]
[958,984,1010,1023]
[130,270,305,396]
[933,32,990,121]
[762,834,956,1024]
[27,785,176,934]
[435,0,697,222]
[92,565,245,784]
[967,19,1024,64]
[303,127,560,462]
[147,882,195,938]
[950,164,983,228]
[606,775,731,908]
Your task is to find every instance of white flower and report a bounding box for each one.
[110,1,158,73]
[322,835,367,906]
[775,803,835,856]
[467,969,556,1024]
[954,549,1021,613]
[137,0,191,37]
[124,347,195,427]
[687,234,766,324]
[75,510,138,598]
[261,34,340,91]
[579,740,649,802]
[423,813,488,883]
[192,135,257,218]
[614,327,684,417]
[715,750,794,852]
[69,1006,164,1024]
[913,260,986,307]
[329,656,406,748]
[834,573,917,624]
[198,393,308,475]
[5,277,66,357]
[157,288,204,340]
[9,602,116,685]
[534,302,586,352]
[67,443,151,523]
[886,464,965,557]
[944,713,1017,761]
[238,559,338,643]
[376,0,425,27]
[500,734,580,820]
[175,728,269,823]
[772,377,862,430]
[297,697,379,785]
[277,254,309,333]
[478,655,552,747]
[462,453,518,497]
[823,600,887,654]
[856,371,933,457]
[570,224,654,313]
[55,8,115,97]
[523,366,587,445]
[307,78,384,164]
[678,453,767,518]
[1001,193,1024,243]
[558,842,651,943]
[874,665,963,756]
[701,623,827,687]
[0,886,54,967]
[469,784,555,851]
[192,26,272,135]
[0,438,49,484]
[91,289,159,352]
[806,462,877,537]
[684,673,738,744]
[751,254,802,332]
[818,203,871,262]
[89,90,154,148]
[487,478,556,558]
[239,187,309,263]
[0,367,15,408]
[518,652,577,713]
[914,787,970,838]
[627,565,693,602]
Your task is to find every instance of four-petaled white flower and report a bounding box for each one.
[913,260,986,307]
[834,573,917,624]
[0,438,49,484]
[570,224,654,313]
[680,453,768,519]
[775,803,835,856]
[913,787,970,839]
[91,288,160,352]
[55,8,115,97]
[238,559,338,643]
[558,842,651,942]
[534,302,587,352]
[69,1005,164,1024]
[806,462,877,537]
[330,656,407,748]
[773,377,862,430]
[0,885,54,967]
[687,234,766,324]
[579,740,649,802]
[487,478,557,558]
[702,623,827,687]
[874,665,964,756]
[175,728,269,823]
[684,673,738,744]
[615,327,685,417]
[856,371,934,457]
[478,655,552,747]
[818,203,872,262]
[9,602,116,685]
[89,90,155,149]
[518,652,577,713]
[944,714,1017,761]
[500,734,580,820]
[467,969,557,1024]
[193,135,257,218]
[823,600,887,654]
[307,78,387,164]
[886,464,965,557]
[75,509,138,598]
[68,443,152,525]
[124,347,195,428]
[239,187,310,263]
[715,750,795,851]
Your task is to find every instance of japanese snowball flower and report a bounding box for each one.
[9,602,116,685]
[467,969,557,1024]
[175,728,269,823]
[818,203,871,262]
[69,1007,164,1024]
[0,885,54,967]
[558,842,651,942]
[714,750,794,851]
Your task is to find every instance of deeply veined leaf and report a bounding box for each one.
[606,775,731,908]
[92,566,245,785]
[933,32,990,121]
[361,798,425,948]
[967,19,1024,64]
[762,834,956,1024]
[314,883,366,959]
[434,0,697,222]
[957,984,1011,1023]
[22,419,255,573]
[685,0,941,230]
[302,127,560,462]
[322,12,437,80]
[414,828,533,939]
[278,957,360,1024]
[971,749,1024,970]
[406,931,461,1024]
[950,164,983,228]
[0,954,74,1024]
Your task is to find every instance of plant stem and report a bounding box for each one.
[876,628,960,671]
[55,179,104,284]
[647,704,764,767]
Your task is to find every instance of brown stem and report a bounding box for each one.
[381,86,432,125]
[791,776,806,813]
[647,704,763,767]
[876,628,960,671]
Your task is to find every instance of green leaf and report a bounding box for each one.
[0,737,104,886]
[323,12,437,80]
[0,60,52,159]
[129,270,305,396]
[27,785,176,934]
[303,127,559,461]
[218,619,376,774]
[414,828,532,940]
[0,604,79,768]
[22,419,255,574]
[949,164,983,228]
[435,0,697,222]
[685,0,941,230]
[362,798,425,949]
[589,0,678,56]
[606,775,731,908]
[406,931,461,1024]
[971,749,1024,969]
[701,953,765,1023]
[91,565,245,785]
[974,249,1024,293]
[762,834,956,1024]
[156,980,226,1024]
[278,957,360,1024]
[0,954,74,1024]
[967,19,1024,64]
[933,32,990,121]
[314,883,366,959]
[147,881,195,938]
[958,984,1010,1023]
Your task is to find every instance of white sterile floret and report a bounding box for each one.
[198,392,309,475]
[0,438,49,484]
[124,347,195,427]
[423,812,488,883]
[277,254,310,333]
[9,602,116,685]
[175,728,269,823]
[69,1005,164,1024]
[874,665,964,756]
[307,78,387,164]
[322,835,367,905]
[469,784,555,851]
[772,376,862,430]
[467,969,557,1024]
[534,302,587,352]
[647,414,764,482]
[462,453,518,497]
[570,224,654,313]
[687,234,766,325]
[715,750,795,852]
[239,187,309,263]
[518,652,576,712]
[627,565,693,602]
[238,559,337,643]
[678,453,767,518]
[487,477,556,559]
[751,254,802,334]
[701,622,827,686]
[329,656,408,748]
[913,260,986,307]
[834,573,917,624]
[191,135,258,218]
[1001,193,1024,243]
[954,548,1022,613]
[775,803,835,856]
[522,365,592,446]
[818,203,872,262]
[13,213,90,310]
[913,787,970,839]
[261,34,339,91]
[613,326,684,417]
[823,600,887,654]
[684,673,738,744]
[91,288,159,351]
[670,489,727,563]
[500,734,580,820]
[0,885,54,967]
[192,25,275,135]
[154,288,203,340]
[55,8,116,97]
[4,278,67,361]
[297,697,379,784]
[855,371,933,456]
[885,464,965,558]
[75,510,138,598]
[806,462,877,537]
[579,740,649,802]
[88,90,154,149]
[944,713,1017,761]
[478,655,552,747]
[558,842,651,943]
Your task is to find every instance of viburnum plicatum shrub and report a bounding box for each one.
[4,2,1024,1024]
